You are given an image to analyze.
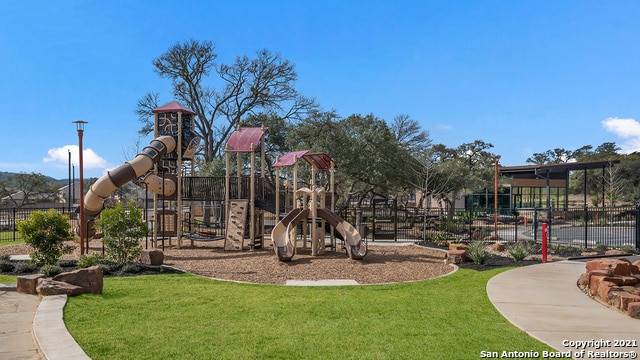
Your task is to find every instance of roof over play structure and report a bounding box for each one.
[273,150,338,170]
[225,127,268,153]
[152,100,196,115]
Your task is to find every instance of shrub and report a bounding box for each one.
[96,201,147,265]
[122,262,141,274]
[466,241,490,265]
[594,243,609,253]
[14,262,38,274]
[78,253,109,268]
[40,264,64,277]
[0,258,15,272]
[17,209,74,266]
[621,245,637,254]
[507,242,531,261]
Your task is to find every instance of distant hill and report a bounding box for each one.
[0,171,68,186]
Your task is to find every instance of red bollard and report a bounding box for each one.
[541,222,548,263]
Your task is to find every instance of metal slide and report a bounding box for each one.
[271,208,310,261]
[316,208,367,260]
[79,135,177,241]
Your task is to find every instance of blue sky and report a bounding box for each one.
[1,0,639,179]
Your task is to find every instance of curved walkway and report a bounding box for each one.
[487,258,640,357]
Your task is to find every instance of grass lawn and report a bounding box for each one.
[0,238,24,246]
[63,268,555,359]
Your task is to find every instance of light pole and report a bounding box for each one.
[73,120,88,255]
[494,155,501,238]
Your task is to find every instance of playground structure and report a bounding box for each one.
[78,100,366,261]
[271,151,366,260]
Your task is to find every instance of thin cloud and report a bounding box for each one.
[435,123,453,131]
[602,117,640,154]
[44,145,108,169]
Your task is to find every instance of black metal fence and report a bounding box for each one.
[2,203,639,251]
[0,206,76,242]
[337,203,640,251]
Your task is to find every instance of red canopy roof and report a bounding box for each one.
[273,151,338,170]
[303,152,338,170]
[152,101,196,115]
[273,150,309,167]
[225,127,268,153]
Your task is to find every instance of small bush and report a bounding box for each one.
[96,201,146,265]
[508,242,531,261]
[621,245,637,254]
[0,254,10,261]
[466,241,490,265]
[40,264,64,277]
[14,262,38,274]
[594,243,609,253]
[0,258,15,272]
[57,259,77,268]
[17,209,74,266]
[78,253,109,268]
[122,262,141,274]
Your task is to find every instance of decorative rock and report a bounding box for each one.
[607,290,622,308]
[16,274,45,295]
[586,259,633,276]
[36,278,85,297]
[53,266,103,294]
[632,261,640,275]
[598,281,620,301]
[448,243,467,251]
[605,249,626,256]
[140,249,164,266]
[446,249,467,264]
[581,252,599,257]
[628,302,640,319]
[619,292,640,311]
[492,243,505,251]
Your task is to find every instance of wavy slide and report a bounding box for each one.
[271,208,309,261]
[79,135,177,241]
[271,208,366,261]
[316,208,367,260]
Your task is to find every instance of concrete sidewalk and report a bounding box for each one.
[0,285,42,360]
[487,258,640,357]
[0,285,90,360]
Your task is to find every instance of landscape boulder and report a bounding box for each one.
[16,274,45,295]
[579,258,640,319]
[36,278,85,297]
[140,249,164,266]
[53,266,103,294]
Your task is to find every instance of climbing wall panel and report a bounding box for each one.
[224,200,249,251]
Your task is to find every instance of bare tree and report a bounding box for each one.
[136,39,317,162]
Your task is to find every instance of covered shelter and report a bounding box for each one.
[499,160,621,210]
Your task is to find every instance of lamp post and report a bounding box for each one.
[494,155,501,238]
[73,120,88,255]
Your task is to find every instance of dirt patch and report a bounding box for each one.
[1,239,558,284]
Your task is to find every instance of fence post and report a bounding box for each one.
[533,208,538,242]
[584,206,589,249]
[12,207,17,241]
[635,205,640,251]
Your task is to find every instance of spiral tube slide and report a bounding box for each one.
[79,135,176,240]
